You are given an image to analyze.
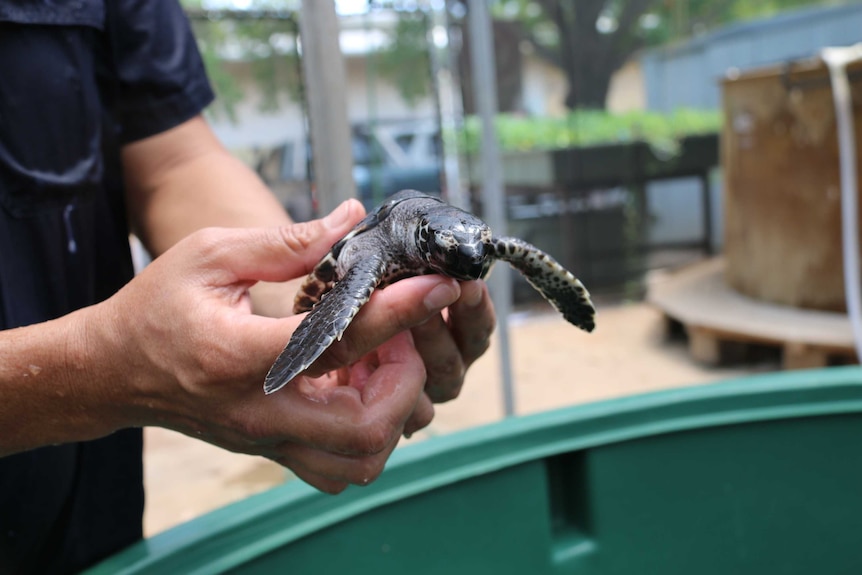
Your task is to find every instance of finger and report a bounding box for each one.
[252,332,426,456]
[277,436,398,488]
[411,315,465,403]
[305,275,461,377]
[280,460,349,495]
[403,393,435,437]
[186,199,366,284]
[447,280,495,368]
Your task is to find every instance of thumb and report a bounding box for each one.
[195,199,365,284]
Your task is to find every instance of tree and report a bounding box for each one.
[533,0,655,109]
[182,0,844,117]
[376,12,435,107]
[181,0,304,121]
[419,0,658,111]
[480,0,844,110]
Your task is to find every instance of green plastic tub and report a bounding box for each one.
[88,367,862,575]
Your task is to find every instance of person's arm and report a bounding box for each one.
[123,115,289,254]
[0,213,465,492]
[122,114,296,318]
[0,113,495,492]
[0,304,125,455]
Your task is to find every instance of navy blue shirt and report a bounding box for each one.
[0,1,214,572]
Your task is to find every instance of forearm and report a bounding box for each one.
[124,121,292,257]
[0,306,132,456]
[123,115,300,316]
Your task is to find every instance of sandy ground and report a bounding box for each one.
[143,301,774,536]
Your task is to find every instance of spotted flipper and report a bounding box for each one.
[293,255,339,313]
[264,255,387,394]
[492,236,595,332]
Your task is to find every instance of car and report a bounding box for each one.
[351,121,442,210]
[256,121,442,220]
[255,140,315,222]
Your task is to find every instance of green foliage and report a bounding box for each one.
[192,21,246,122]
[496,0,850,48]
[491,0,849,108]
[183,0,303,123]
[180,1,852,119]
[376,13,433,107]
[455,108,722,153]
[249,51,304,113]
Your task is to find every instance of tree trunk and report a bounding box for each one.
[548,0,653,109]
[563,42,617,109]
[567,71,614,108]
[459,19,523,114]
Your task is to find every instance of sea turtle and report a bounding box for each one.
[264,189,595,395]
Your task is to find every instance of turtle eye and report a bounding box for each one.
[416,219,434,260]
[417,219,431,244]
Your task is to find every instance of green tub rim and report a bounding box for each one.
[86,366,862,575]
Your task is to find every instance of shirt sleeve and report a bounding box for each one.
[107,0,215,143]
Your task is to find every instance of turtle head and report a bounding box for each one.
[417,215,492,280]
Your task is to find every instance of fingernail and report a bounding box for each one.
[424,281,459,312]
[324,201,352,229]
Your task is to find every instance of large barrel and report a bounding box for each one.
[722,58,862,312]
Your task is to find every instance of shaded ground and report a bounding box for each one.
[143,301,774,536]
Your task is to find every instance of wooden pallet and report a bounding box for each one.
[647,258,858,370]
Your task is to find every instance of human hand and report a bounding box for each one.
[410,280,496,406]
[249,276,496,423]
[89,200,463,493]
[247,214,497,412]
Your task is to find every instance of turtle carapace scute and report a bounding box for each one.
[264,190,595,394]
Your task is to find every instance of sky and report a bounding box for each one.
[201,0,371,14]
[336,0,370,14]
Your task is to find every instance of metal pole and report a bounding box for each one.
[299,0,357,214]
[823,44,862,363]
[467,0,516,417]
[429,4,469,211]
[700,171,713,255]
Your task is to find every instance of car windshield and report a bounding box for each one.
[352,132,389,167]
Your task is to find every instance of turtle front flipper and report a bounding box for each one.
[492,236,596,332]
[264,256,386,394]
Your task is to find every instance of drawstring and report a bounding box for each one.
[63,202,77,254]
